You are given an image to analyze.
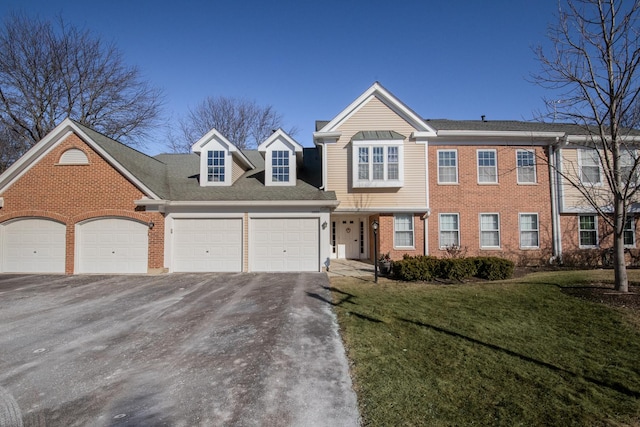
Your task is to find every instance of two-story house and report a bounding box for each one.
[315,82,640,265]
[0,82,637,274]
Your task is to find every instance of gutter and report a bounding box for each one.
[135,199,341,209]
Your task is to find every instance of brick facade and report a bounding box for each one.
[0,133,165,273]
[428,145,553,264]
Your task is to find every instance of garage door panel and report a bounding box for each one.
[2,219,66,273]
[173,219,242,272]
[78,218,148,274]
[251,218,319,272]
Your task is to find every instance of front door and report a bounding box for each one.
[334,217,366,259]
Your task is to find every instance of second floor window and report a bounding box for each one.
[580,149,601,185]
[517,150,536,183]
[353,143,403,187]
[477,150,497,183]
[272,150,290,182]
[207,150,225,182]
[438,150,458,184]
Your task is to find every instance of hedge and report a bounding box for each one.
[391,255,514,282]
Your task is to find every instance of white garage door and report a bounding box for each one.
[251,218,319,272]
[77,218,148,274]
[173,218,242,272]
[2,218,66,273]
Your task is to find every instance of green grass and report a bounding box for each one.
[331,270,640,426]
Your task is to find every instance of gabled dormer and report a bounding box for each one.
[191,128,254,187]
[258,129,303,186]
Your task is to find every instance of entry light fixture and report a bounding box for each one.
[322,221,328,230]
[148,220,155,230]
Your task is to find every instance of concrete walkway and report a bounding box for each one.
[327,259,376,278]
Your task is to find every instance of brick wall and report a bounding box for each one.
[368,212,426,261]
[428,145,553,265]
[0,133,165,273]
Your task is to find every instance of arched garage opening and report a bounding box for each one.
[1,218,66,273]
[76,217,148,274]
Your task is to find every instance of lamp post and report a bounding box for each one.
[372,220,379,283]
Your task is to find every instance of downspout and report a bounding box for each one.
[549,139,563,262]
[424,140,429,255]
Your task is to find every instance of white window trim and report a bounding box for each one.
[393,213,415,249]
[477,149,498,184]
[266,149,295,186]
[519,213,540,249]
[352,140,404,188]
[624,216,636,248]
[437,149,458,184]
[516,149,537,184]
[578,149,602,186]
[439,213,460,249]
[479,213,501,249]
[578,214,599,248]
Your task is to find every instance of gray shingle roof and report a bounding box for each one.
[75,121,334,203]
[153,150,335,202]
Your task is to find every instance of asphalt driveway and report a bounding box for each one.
[0,273,360,427]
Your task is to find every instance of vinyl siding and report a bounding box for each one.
[326,96,427,210]
[232,155,247,183]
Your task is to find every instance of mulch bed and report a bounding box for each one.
[562,284,640,312]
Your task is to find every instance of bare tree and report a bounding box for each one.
[0,13,163,170]
[534,0,640,292]
[170,96,297,152]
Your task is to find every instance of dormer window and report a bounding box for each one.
[258,129,302,187]
[191,128,254,187]
[272,150,290,182]
[207,150,226,182]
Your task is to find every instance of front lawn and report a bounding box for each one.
[331,270,640,426]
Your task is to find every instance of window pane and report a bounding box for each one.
[358,147,369,180]
[272,151,290,182]
[439,214,460,247]
[207,151,225,182]
[394,214,414,247]
[480,214,499,247]
[478,151,497,183]
[388,147,399,180]
[581,150,601,184]
[517,150,536,183]
[373,147,384,180]
[579,215,597,246]
[520,214,539,247]
[438,151,457,183]
[624,217,635,246]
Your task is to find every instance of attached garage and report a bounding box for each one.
[1,218,66,273]
[251,218,319,272]
[77,218,148,274]
[172,218,243,272]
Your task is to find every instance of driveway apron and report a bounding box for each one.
[0,273,360,426]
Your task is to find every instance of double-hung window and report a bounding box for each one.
[477,150,497,183]
[272,150,290,182]
[480,213,500,248]
[438,150,458,184]
[516,150,536,183]
[624,216,635,247]
[579,215,598,247]
[353,142,403,187]
[580,149,601,185]
[519,213,539,248]
[620,149,638,185]
[394,214,414,248]
[207,150,225,182]
[439,213,460,248]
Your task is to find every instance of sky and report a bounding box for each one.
[0,0,561,155]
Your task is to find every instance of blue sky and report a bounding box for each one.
[0,1,560,154]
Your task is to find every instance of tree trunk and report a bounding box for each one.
[614,201,629,292]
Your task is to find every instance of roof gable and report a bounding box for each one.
[315,82,437,140]
[258,128,303,153]
[0,118,166,199]
[191,128,255,170]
